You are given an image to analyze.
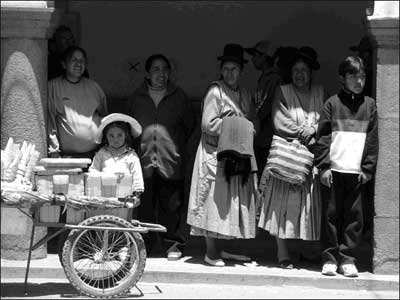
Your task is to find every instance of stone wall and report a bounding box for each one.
[367,1,399,274]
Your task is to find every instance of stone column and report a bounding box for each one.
[1,1,54,259]
[366,1,399,274]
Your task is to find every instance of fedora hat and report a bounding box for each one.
[95,113,142,144]
[217,43,248,65]
[245,40,277,57]
[292,46,320,70]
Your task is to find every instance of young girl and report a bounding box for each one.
[89,113,144,199]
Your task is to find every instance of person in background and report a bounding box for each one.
[187,43,258,267]
[48,25,89,80]
[274,46,298,84]
[257,46,326,269]
[47,45,108,257]
[48,45,108,161]
[128,54,195,261]
[315,56,378,278]
[245,40,283,179]
[47,46,108,159]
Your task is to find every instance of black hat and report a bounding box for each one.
[349,36,372,52]
[244,40,276,57]
[292,46,320,70]
[217,43,248,65]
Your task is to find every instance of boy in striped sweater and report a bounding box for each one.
[314,56,379,277]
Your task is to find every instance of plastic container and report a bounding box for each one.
[101,173,117,197]
[53,174,69,194]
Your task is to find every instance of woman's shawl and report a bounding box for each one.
[272,83,324,140]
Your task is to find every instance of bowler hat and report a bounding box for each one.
[217,43,248,65]
[292,46,320,70]
[95,113,142,144]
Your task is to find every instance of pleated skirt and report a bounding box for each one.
[257,167,321,240]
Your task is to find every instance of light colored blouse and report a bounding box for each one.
[89,146,144,192]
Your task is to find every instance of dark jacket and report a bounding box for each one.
[314,90,379,176]
[128,81,195,180]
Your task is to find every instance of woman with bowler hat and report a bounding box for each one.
[257,46,327,269]
[187,43,259,267]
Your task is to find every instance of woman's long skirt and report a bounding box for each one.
[257,167,321,240]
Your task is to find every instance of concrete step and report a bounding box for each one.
[1,253,398,292]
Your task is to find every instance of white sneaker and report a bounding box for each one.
[321,263,337,276]
[339,263,359,277]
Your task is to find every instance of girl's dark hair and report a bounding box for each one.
[338,56,365,77]
[61,46,87,63]
[101,121,133,147]
[145,54,171,72]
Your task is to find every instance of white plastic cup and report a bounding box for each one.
[53,174,69,194]
[101,173,117,197]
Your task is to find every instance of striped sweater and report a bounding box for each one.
[314,90,378,175]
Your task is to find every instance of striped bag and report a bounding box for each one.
[265,135,314,185]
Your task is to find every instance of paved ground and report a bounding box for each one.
[2,253,398,291]
[1,278,399,299]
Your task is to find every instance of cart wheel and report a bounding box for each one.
[62,215,146,298]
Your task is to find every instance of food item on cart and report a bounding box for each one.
[24,150,40,181]
[1,138,41,186]
[1,137,15,179]
[3,144,22,182]
[15,141,31,179]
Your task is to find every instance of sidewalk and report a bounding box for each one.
[1,252,398,292]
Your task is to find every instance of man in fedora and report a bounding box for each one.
[245,40,283,179]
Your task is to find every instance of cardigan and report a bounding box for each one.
[128,81,195,180]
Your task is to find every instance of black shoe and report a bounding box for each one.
[279,259,294,269]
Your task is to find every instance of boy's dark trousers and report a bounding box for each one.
[138,172,186,255]
[321,171,364,265]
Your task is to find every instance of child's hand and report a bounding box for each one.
[321,169,333,188]
[358,172,372,184]
[126,192,142,208]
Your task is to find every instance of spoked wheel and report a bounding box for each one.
[62,215,146,298]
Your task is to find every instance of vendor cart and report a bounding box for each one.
[1,189,166,299]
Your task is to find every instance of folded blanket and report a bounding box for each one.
[217,116,257,184]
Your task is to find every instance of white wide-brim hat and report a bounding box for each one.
[95,113,142,144]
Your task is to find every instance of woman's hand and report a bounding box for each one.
[320,169,333,188]
[299,126,315,145]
